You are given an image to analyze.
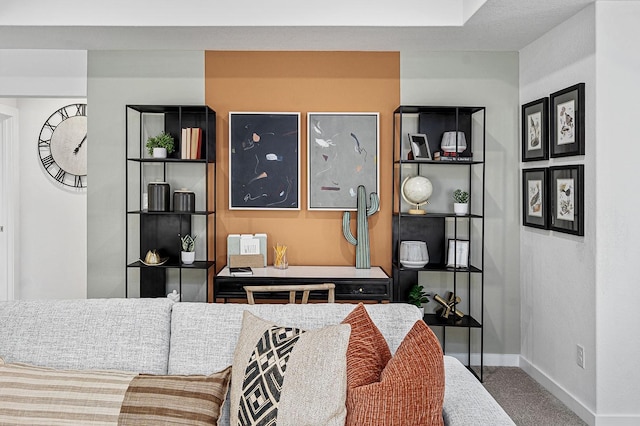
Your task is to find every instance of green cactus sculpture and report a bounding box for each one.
[342,185,380,269]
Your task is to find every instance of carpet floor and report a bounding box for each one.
[482,367,587,426]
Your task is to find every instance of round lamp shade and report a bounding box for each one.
[441,131,467,153]
[401,175,433,215]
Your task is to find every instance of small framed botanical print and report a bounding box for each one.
[521,98,549,162]
[549,165,584,236]
[550,83,585,158]
[522,168,549,229]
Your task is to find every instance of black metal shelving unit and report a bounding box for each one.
[125,105,216,302]
[392,105,485,381]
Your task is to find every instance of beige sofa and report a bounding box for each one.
[0,298,514,425]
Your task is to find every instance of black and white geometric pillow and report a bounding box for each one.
[231,311,350,426]
[238,326,304,424]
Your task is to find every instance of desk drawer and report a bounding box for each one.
[334,282,389,298]
[215,277,390,301]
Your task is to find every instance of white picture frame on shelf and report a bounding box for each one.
[446,239,469,268]
[408,133,432,160]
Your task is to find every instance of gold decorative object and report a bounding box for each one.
[140,249,168,266]
[434,292,464,319]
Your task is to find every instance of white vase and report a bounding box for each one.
[454,203,469,215]
[153,147,167,158]
[181,251,195,265]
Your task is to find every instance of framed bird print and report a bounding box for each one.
[549,165,584,236]
[522,168,549,229]
[550,83,585,158]
[521,98,549,162]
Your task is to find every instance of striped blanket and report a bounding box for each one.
[0,358,231,425]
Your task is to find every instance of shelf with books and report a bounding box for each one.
[125,105,217,302]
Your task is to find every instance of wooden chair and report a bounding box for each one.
[243,283,336,304]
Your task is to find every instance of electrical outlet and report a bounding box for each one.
[576,344,585,369]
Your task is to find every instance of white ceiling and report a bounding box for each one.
[0,0,595,52]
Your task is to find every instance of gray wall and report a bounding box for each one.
[519,5,596,421]
[0,49,87,300]
[595,2,640,423]
[87,50,204,298]
[401,51,521,360]
[17,98,87,300]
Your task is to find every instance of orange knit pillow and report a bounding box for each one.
[342,304,445,426]
[341,303,391,388]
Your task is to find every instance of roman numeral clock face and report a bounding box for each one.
[38,103,87,188]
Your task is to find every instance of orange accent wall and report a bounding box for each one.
[205,51,399,275]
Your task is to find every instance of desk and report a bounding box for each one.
[215,265,390,302]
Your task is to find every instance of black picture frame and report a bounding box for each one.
[549,165,584,236]
[521,98,549,162]
[522,168,549,229]
[550,83,585,158]
[229,112,300,210]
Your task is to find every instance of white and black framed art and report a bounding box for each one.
[549,165,584,236]
[521,97,549,162]
[550,83,585,158]
[229,112,300,210]
[522,168,549,229]
[307,112,379,211]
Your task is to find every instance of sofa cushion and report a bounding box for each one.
[0,357,231,425]
[341,304,445,426]
[169,302,421,375]
[0,298,174,374]
[169,302,421,425]
[229,311,349,426]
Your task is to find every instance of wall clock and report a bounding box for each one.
[37,103,87,188]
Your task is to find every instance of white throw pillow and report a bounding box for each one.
[229,311,350,426]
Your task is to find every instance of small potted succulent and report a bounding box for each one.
[453,189,469,215]
[180,234,196,265]
[146,131,175,158]
[408,284,430,315]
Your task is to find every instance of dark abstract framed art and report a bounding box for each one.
[229,112,300,210]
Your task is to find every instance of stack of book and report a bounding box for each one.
[180,127,202,159]
[230,267,253,276]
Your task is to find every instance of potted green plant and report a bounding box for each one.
[453,189,469,215]
[180,234,196,265]
[146,131,175,158]
[408,284,430,315]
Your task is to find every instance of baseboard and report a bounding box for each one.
[519,356,596,426]
[595,415,640,426]
[446,352,520,366]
